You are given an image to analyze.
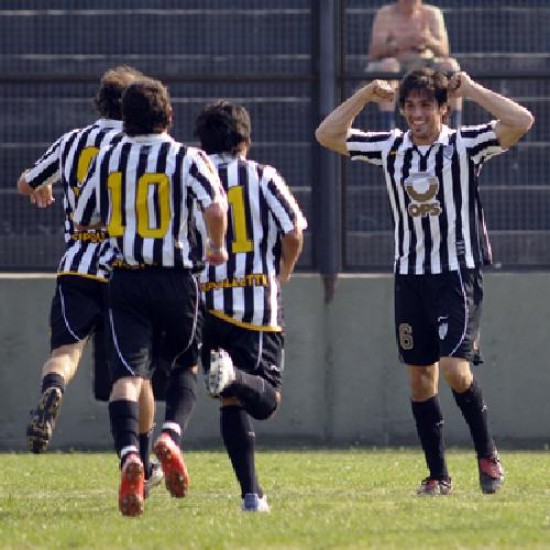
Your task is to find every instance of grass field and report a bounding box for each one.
[1,449,550,549]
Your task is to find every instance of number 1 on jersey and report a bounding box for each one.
[227,185,253,253]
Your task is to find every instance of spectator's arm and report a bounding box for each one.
[421,7,450,57]
[368,8,395,60]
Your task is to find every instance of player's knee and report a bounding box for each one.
[247,391,281,420]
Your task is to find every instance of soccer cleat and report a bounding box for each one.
[207,348,236,397]
[242,493,270,512]
[416,477,453,496]
[153,433,190,498]
[144,460,164,499]
[478,454,505,494]
[119,454,145,517]
[26,387,63,454]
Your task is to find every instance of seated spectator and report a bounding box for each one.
[366,0,462,129]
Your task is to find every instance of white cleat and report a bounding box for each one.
[207,349,236,397]
[242,493,270,512]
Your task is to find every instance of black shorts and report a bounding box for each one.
[108,267,200,382]
[50,274,107,350]
[201,312,284,390]
[394,268,483,366]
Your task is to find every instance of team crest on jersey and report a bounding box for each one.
[404,172,441,218]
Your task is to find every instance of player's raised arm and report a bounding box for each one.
[449,72,534,149]
[315,80,395,155]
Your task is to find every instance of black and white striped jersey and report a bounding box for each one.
[198,153,307,331]
[347,122,505,275]
[23,119,124,280]
[74,133,226,270]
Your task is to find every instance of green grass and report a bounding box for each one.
[1,449,550,549]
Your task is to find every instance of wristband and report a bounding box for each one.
[207,242,226,254]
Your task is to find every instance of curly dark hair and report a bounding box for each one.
[398,67,449,109]
[94,65,146,120]
[194,100,251,155]
[122,79,172,136]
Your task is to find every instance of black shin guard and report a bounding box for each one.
[108,400,139,462]
[220,405,261,498]
[231,371,278,420]
[164,367,198,444]
[453,378,495,458]
[411,396,449,480]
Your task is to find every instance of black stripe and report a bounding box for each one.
[240,161,256,324]
[449,133,466,269]
[219,165,234,317]
[132,144,149,263]
[386,136,403,271]
[116,142,132,253]
[401,148,415,274]
[258,164,272,326]
[434,144,449,271]
[172,145,184,265]
[418,148,432,274]
[152,141,170,264]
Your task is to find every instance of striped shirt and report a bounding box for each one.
[346,122,505,275]
[198,153,307,331]
[74,132,226,269]
[24,118,124,280]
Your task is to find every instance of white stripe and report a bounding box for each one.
[59,284,82,341]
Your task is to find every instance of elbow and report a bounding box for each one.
[315,125,329,147]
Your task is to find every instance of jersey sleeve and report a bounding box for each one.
[23,132,70,189]
[459,121,505,165]
[185,148,227,211]
[346,129,394,166]
[261,166,307,234]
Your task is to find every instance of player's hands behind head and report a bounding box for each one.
[448,71,474,99]
[365,80,395,104]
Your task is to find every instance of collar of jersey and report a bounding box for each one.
[402,124,452,150]
[209,152,243,166]
[125,132,173,144]
[98,118,123,131]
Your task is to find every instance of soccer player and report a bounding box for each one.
[74,78,228,516]
[315,68,533,495]
[194,100,307,512]
[17,65,163,497]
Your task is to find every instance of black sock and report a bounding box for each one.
[108,399,139,466]
[453,378,495,459]
[163,367,198,446]
[231,371,278,420]
[411,396,449,480]
[41,373,66,394]
[139,428,153,478]
[380,111,396,130]
[221,405,261,498]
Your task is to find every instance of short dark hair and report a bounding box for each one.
[94,65,146,120]
[122,79,172,136]
[193,100,251,155]
[398,67,449,108]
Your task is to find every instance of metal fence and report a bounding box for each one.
[0,0,548,273]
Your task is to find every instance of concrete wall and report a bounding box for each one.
[2,272,549,451]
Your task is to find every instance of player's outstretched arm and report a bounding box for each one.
[449,72,534,148]
[315,80,395,155]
